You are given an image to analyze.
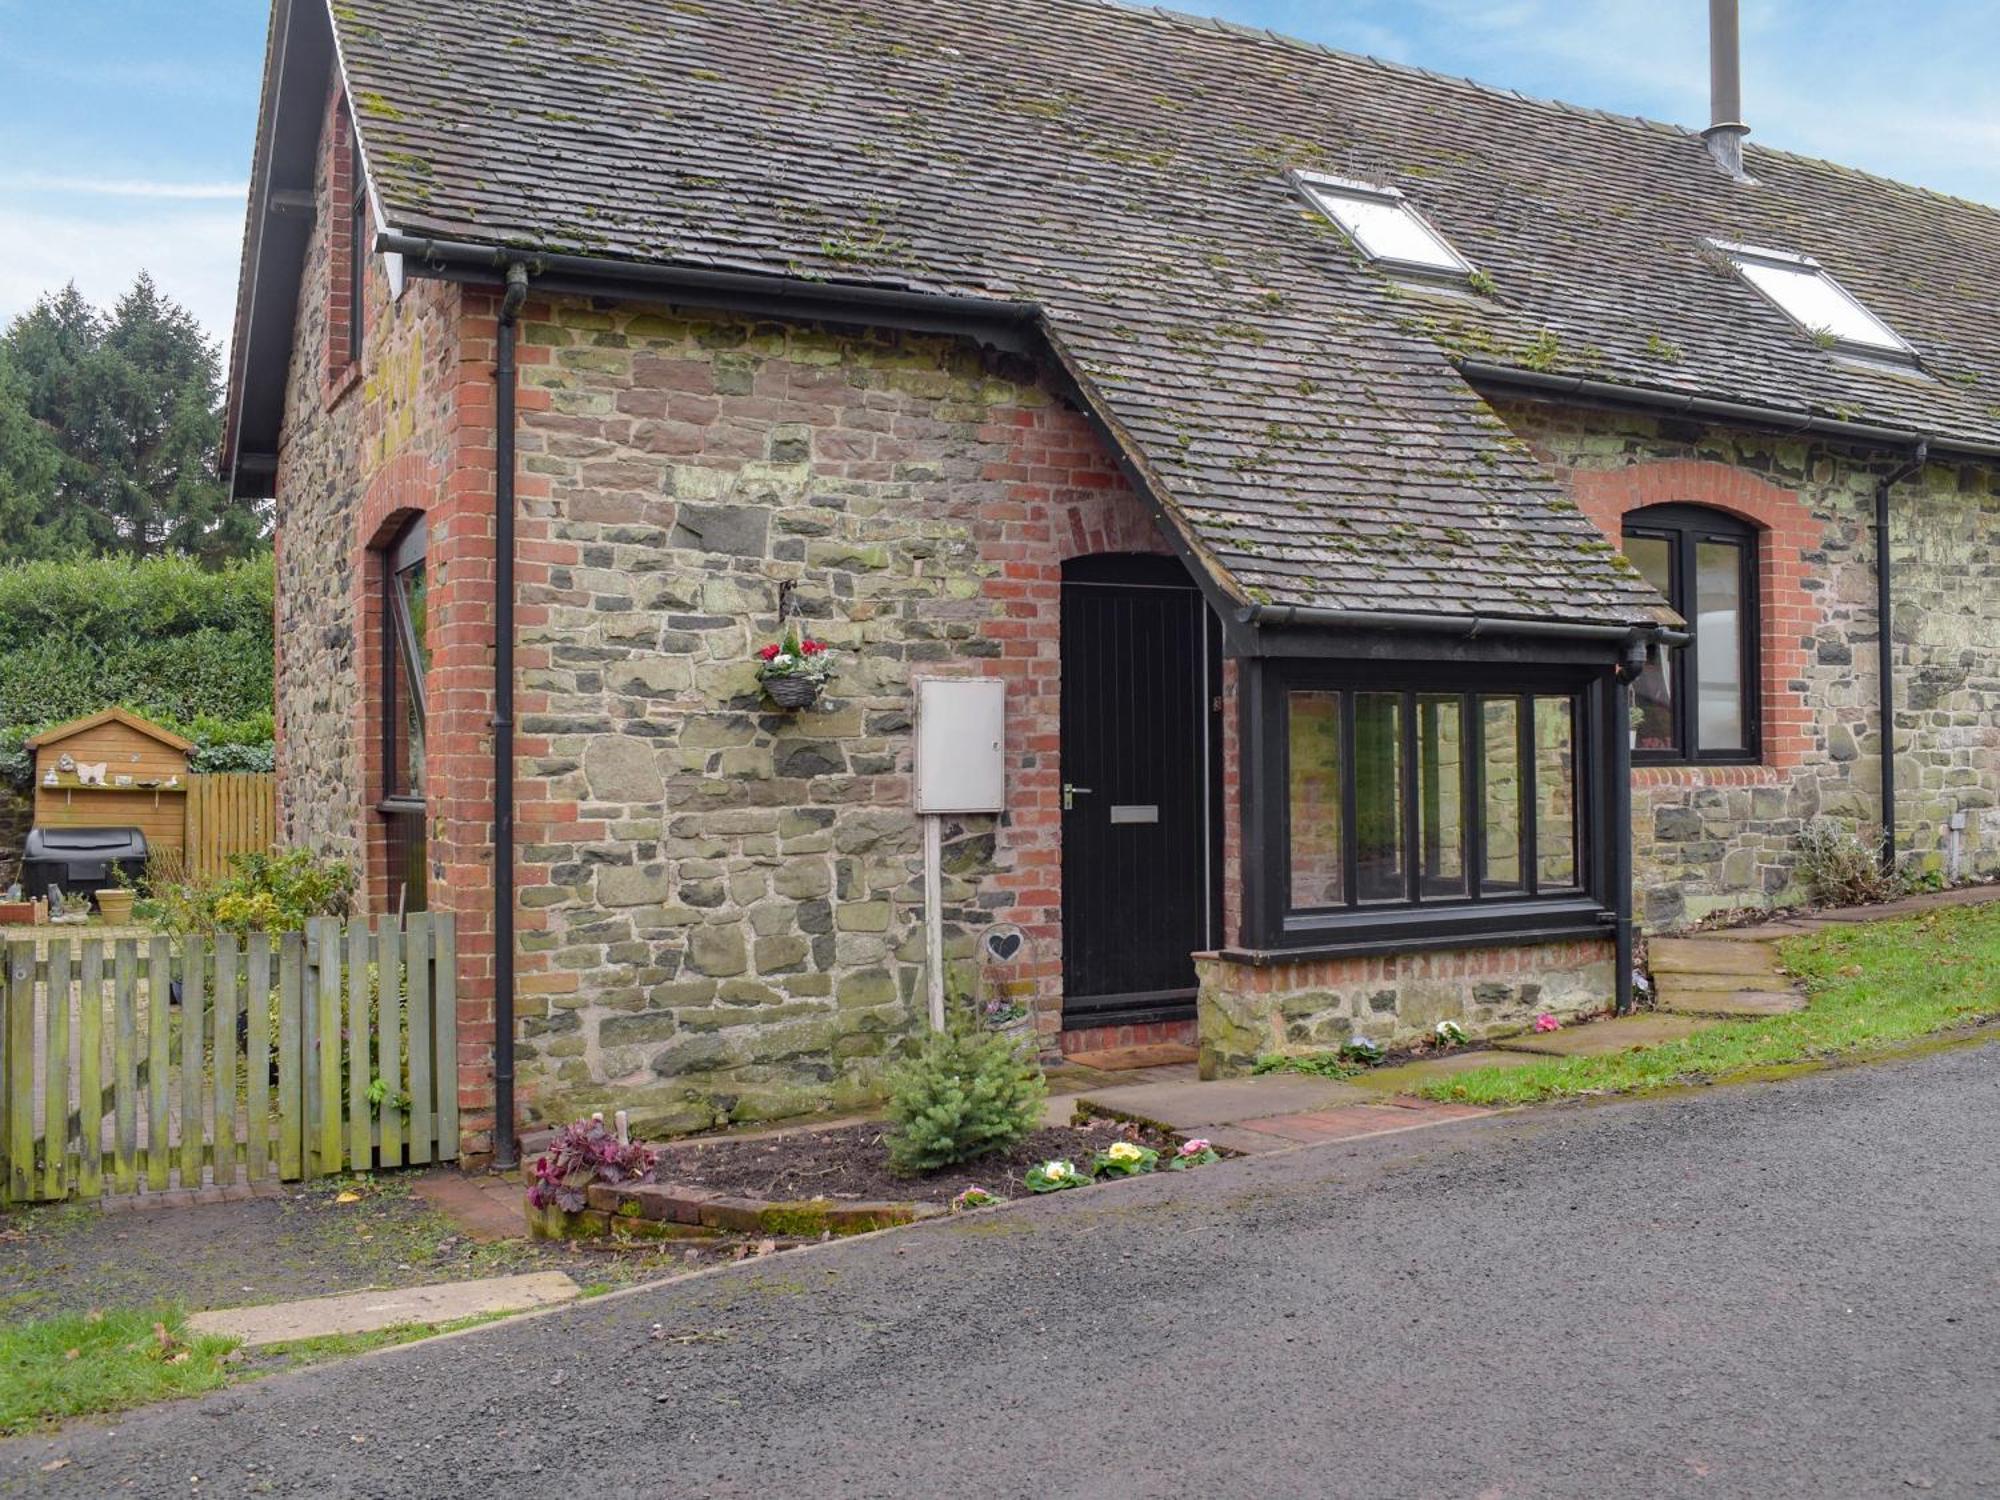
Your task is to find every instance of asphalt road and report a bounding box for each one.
[8,1044,2000,1499]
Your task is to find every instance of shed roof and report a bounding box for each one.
[26,708,196,754]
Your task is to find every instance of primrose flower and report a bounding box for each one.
[1042,1160,1072,1181]
[1533,1012,1562,1033]
[1179,1138,1212,1157]
[1106,1141,1144,1164]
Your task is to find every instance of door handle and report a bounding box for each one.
[1062,783,1093,811]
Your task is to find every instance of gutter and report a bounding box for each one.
[375,232,1039,349]
[1455,360,2000,462]
[492,260,530,1171]
[1238,602,1689,648]
[1875,441,1929,873]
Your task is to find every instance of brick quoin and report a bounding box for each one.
[930,398,1170,1046]
[1564,457,1823,784]
[320,90,359,405]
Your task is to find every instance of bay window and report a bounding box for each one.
[1245,662,1608,953]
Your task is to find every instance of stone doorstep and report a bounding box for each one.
[1494,1013,1715,1058]
[1656,990,1808,1018]
[1647,937,1785,977]
[1654,967,1784,993]
[185,1272,581,1349]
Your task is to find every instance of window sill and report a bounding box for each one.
[1631,762,1785,788]
[1214,901,1615,966]
[324,361,362,411]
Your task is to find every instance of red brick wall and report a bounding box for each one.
[273,79,505,1154]
[321,91,360,403]
[968,404,1168,1046]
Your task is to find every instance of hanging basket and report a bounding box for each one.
[762,674,824,711]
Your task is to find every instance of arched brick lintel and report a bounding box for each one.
[1568,459,1823,775]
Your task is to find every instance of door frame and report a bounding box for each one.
[1058,552,1225,1031]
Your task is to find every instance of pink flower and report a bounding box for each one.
[1179,1138,1211,1156]
[1533,1013,1561,1033]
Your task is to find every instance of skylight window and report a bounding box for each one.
[1711,240,1914,361]
[1294,171,1474,281]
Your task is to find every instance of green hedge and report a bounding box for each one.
[0,553,274,787]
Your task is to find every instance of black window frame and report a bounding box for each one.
[1622,504,1760,766]
[379,516,429,914]
[1240,658,1614,958]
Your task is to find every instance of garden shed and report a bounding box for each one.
[26,708,193,858]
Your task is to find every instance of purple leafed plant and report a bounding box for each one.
[527,1118,658,1212]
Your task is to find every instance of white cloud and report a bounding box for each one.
[0,203,245,352]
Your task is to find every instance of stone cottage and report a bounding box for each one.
[223,0,2000,1159]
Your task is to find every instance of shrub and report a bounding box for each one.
[1794,819,1901,906]
[527,1119,658,1212]
[883,1019,1047,1175]
[140,847,355,936]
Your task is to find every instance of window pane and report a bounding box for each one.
[1416,695,1466,900]
[1534,697,1578,890]
[1354,692,1405,903]
[1624,534,1676,753]
[1287,691,1344,909]
[1481,698,1522,894]
[1732,255,1907,353]
[1320,191,1464,270]
[1695,540,1745,751]
[390,558,428,797]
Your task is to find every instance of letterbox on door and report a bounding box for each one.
[913,678,1006,814]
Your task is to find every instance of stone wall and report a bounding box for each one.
[1197,939,1615,1078]
[1496,401,2000,928]
[503,300,1170,1135]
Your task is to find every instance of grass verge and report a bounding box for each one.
[1416,902,2000,1108]
[1,1304,524,1437]
[0,1306,236,1438]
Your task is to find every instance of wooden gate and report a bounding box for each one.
[183,773,277,880]
[0,915,457,1203]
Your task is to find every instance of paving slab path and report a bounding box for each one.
[185,1272,580,1348]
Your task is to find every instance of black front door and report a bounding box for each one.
[1059,554,1219,1028]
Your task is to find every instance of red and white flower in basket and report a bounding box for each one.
[754,627,834,683]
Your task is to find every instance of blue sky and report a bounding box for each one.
[2,0,1996,352]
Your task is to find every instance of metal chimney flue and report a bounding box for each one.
[1703,0,1752,179]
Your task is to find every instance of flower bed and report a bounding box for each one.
[525,1117,1200,1243]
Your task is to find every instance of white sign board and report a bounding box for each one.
[913,677,1006,814]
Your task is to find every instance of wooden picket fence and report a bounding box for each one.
[183,772,278,880]
[0,915,457,1204]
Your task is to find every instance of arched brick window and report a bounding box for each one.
[1623,503,1758,764]
[1569,459,1818,775]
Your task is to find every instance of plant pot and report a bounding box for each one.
[762,674,823,711]
[94,888,136,924]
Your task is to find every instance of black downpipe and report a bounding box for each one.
[1611,641,1644,1015]
[492,261,529,1170]
[1875,441,1928,874]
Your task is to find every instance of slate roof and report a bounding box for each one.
[322,0,1997,628]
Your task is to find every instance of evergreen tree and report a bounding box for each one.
[0,275,265,564]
